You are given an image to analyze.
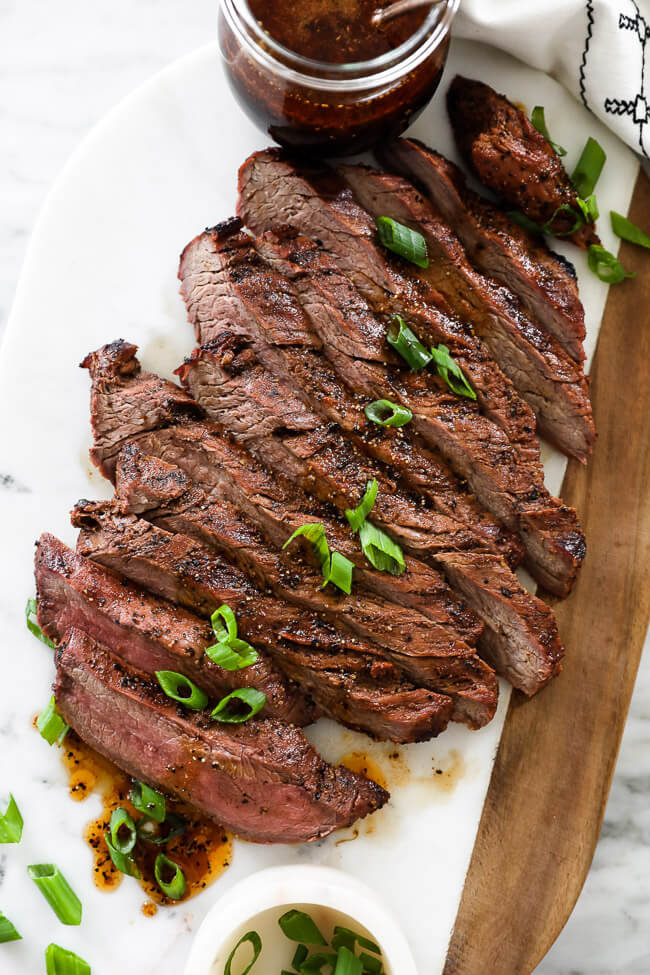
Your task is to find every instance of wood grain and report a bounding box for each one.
[444,167,650,975]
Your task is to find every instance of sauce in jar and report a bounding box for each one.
[219,0,458,155]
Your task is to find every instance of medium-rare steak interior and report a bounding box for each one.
[55,628,388,844]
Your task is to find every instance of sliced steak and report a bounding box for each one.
[83,345,481,637]
[447,75,600,249]
[111,448,498,728]
[178,223,523,567]
[81,340,203,479]
[380,138,586,361]
[35,532,311,725]
[339,163,596,463]
[252,231,585,598]
[237,149,541,462]
[180,339,564,695]
[55,628,387,843]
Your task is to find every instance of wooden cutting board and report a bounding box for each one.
[444,168,650,975]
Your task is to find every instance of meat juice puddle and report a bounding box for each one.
[213,905,391,974]
[61,731,232,913]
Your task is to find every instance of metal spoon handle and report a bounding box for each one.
[372,0,442,26]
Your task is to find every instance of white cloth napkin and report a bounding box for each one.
[456,0,650,157]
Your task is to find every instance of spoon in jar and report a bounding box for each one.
[371,0,444,26]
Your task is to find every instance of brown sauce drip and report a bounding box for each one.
[340,752,388,791]
[248,0,429,64]
[62,731,232,907]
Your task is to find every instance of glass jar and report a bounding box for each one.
[218,0,459,156]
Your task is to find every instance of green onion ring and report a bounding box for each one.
[0,794,23,844]
[587,245,635,284]
[211,688,267,724]
[345,480,378,532]
[278,909,327,945]
[359,521,406,576]
[37,695,69,747]
[224,930,262,975]
[530,105,566,156]
[321,551,354,595]
[104,834,141,878]
[155,671,208,710]
[572,137,607,199]
[0,911,21,943]
[109,807,137,855]
[387,316,433,371]
[611,211,650,249]
[154,853,186,901]
[430,344,477,400]
[129,781,166,824]
[211,604,238,643]
[25,597,56,648]
[364,399,412,428]
[45,943,90,975]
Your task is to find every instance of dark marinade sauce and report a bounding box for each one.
[220,0,450,155]
[248,0,428,64]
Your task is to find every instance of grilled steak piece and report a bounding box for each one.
[447,76,600,250]
[237,149,541,463]
[180,338,564,694]
[111,448,498,728]
[340,163,596,462]
[55,628,387,843]
[81,340,203,479]
[35,533,311,725]
[83,343,482,637]
[178,223,522,567]
[251,230,585,598]
[380,138,586,362]
[72,499,477,736]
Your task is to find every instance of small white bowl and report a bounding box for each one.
[184,864,418,975]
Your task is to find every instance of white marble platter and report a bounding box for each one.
[0,35,639,975]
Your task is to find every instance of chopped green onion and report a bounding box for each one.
[293,944,309,969]
[359,953,383,973]
[430,345,476,400]
[205,606,259,671]
[211,688,266,723]
[154,853,186,901]
[376,217,428,268]
[334,946,362,975]
[300,953,338,973]
[45,943,90,975]
[224,930,262,975]
[359,521,405,576]
[530,106,566,156]
[25,597,56,648]
[542,204,585,237]
[332,926,381,956]
[587,245,635,284]
[206,640,259,671]
[572,137,606,198]
[345,480,378,532]
[136,812,186,846]
[279,909,327,945]
[577,194,599,223]
[37,696,69,746]
[109,807,137,855]
[0,911,21,943]
[104,834,141,878]
[364,399,412,428]
[27,864,82,925]
[211,604,238,643]
[611,210,650,249]
[284,523,353,595]
[129,782,166,824]
[155,671,208,710]
[321,551,354,595]
[0,795,23,844]
[387,316,432,371]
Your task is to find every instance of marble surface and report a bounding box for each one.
[0,3,648,973]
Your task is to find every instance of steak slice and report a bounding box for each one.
[178,223,522,567]
[35,533,312,725]
[237,149,541,462]
[447,75,600,250]
[81,340,203,479]
[380,138,586,362]
[180,339,564,694]
[340,163,596,463]
[252,231,585,598]
[72,498,476,736]
[83,343,482,638]
[55,628,387,843]
[111,448,498,728]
